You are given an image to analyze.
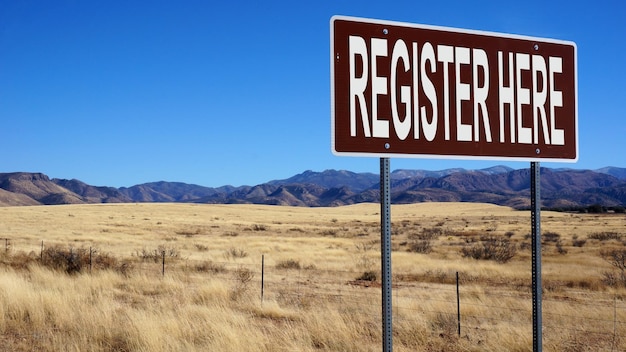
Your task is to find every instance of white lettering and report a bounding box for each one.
[348,36,370,137]
[391,40,411,140]
[498,51,515,143]
[437,45,454,140]
[421,42,438,141]
[344,36,569,149]
[412,43,420,139]
[473,48,491,142]
[371,38,389,138]
[532,55,550,144]
[455,46,472,141]
[549,56,565,145]
[516,53,532,144]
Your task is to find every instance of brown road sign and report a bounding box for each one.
[331,16,578,162]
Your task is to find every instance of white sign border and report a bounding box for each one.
[330,15,579,163]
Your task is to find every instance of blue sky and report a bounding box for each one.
[1,1,624,187]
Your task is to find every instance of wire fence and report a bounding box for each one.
[2,237,626,350]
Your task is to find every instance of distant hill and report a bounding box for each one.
[596,167,626,180]
[268,169,378,192]
[390,165,514,180]
[118,181,224,202]
[0,173,83,205]
[53,178,131,203]
[0,166,624,209]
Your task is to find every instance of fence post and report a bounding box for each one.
[162,250,165,276]
[261,254,265,303]
[5,238,8,253]
[613,296,617,350]
[40,240,44,260]
[89,247,93,274]
[456,271,461,337]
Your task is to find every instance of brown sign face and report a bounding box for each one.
[331,16,577,161]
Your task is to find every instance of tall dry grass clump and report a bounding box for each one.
[0,264,278,351]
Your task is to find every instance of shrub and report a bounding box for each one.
[252,224,267,231]
[40,246,117,274]
[321,229,337,236]
[424,269,453,284]
[223,247,248,260]
[543,231,561,243]
[587,204,605,213]
[235,266,254,284]
[600,249,626,286]
[176,228,202,237]
[195,260,226,273]
[589,232,622,241]
[601,271,621,287]
[40,246,85,274]
[230,266,255,301]
[461,236,517,263]
[418,227,444,240]
[356,270,377,281]
[195,244,209,251]
[135,245,180,263]
[408,240,433,254]
[520,242,532,251]
[91,248,118,269]
[0,251,38,270]
[276,259,301,270]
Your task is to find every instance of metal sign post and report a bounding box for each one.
[380,157,393,352]
[531,161,542,351]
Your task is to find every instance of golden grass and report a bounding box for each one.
[0,202,624,351]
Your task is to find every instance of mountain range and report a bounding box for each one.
[0,166,624,209]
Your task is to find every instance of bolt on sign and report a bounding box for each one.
[331,16,578,161]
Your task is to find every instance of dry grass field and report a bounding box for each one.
[0,202,625,351]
